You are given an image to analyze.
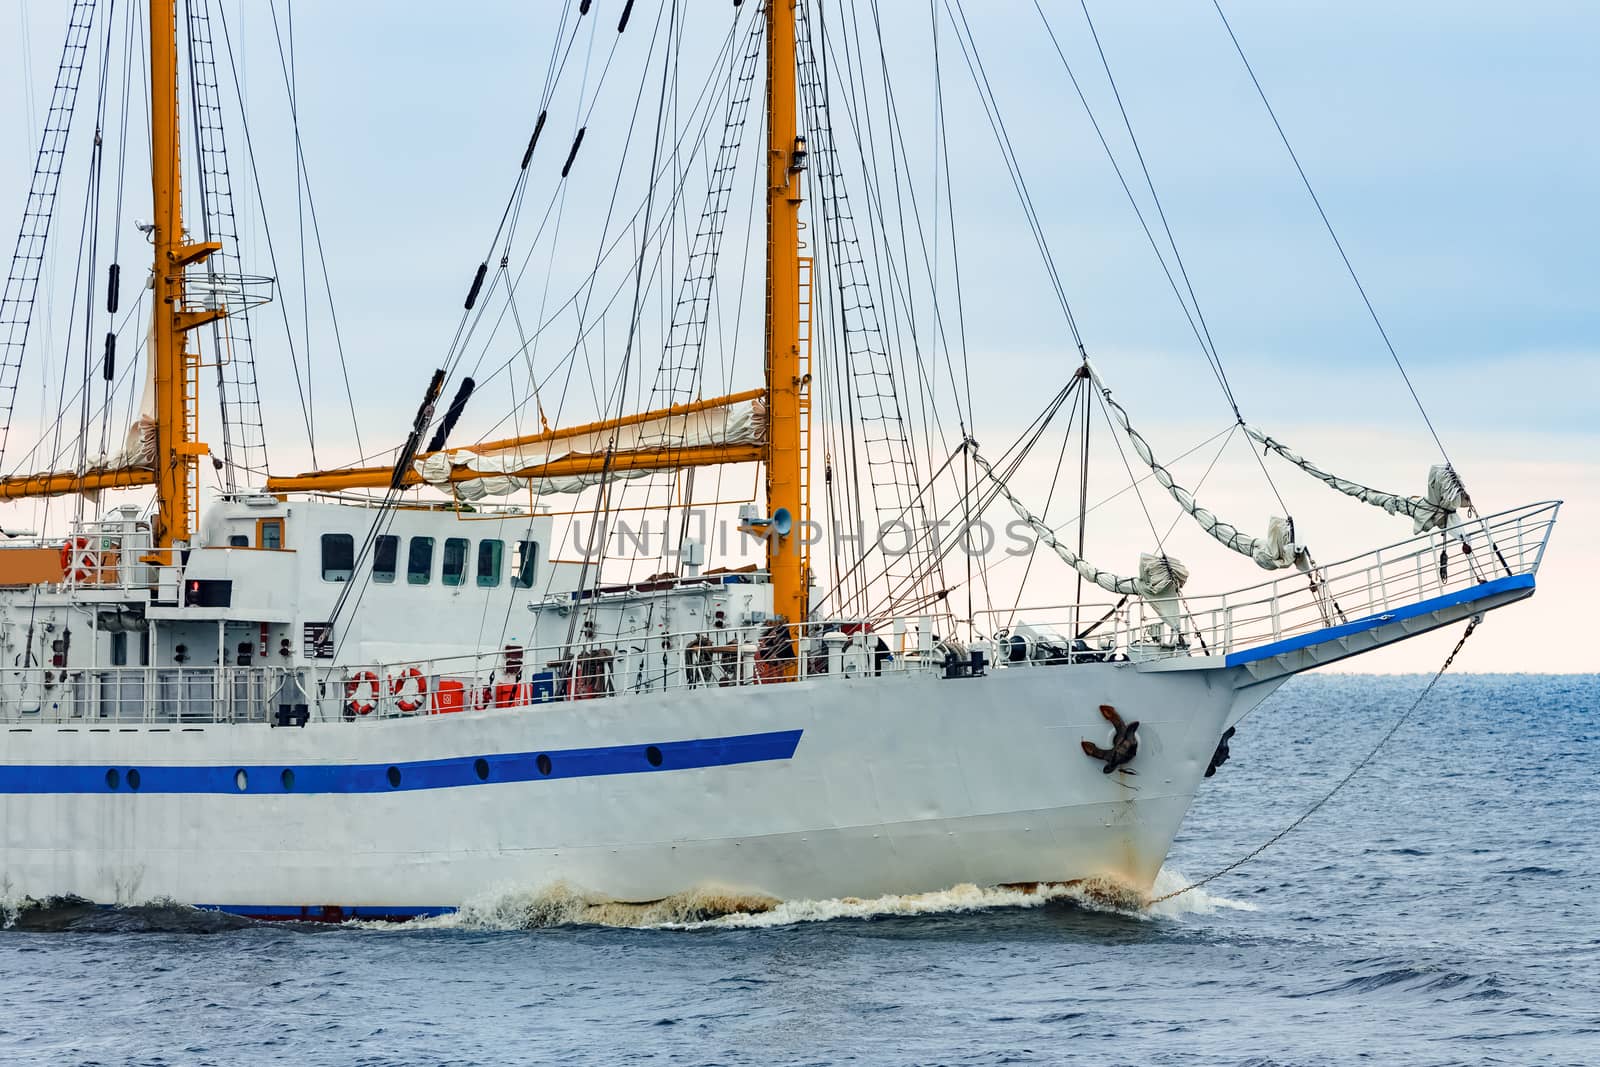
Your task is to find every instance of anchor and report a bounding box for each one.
[1081,703,1139,774]
[1205,726,1235,778]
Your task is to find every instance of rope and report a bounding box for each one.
[1211,0,1455,475]
[1149,615,1481,906]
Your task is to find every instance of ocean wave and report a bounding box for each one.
[1,894,256,934]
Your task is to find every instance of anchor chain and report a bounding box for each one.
[1149,615,1481,906]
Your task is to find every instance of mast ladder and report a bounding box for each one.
[0,0,99,471]
[797,253,814,604]
[182,0,269,489]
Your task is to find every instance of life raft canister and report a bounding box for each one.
[391,666,428,713]
[345,670,380,716]
[60,535,97,583]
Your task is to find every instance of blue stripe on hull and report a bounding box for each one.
[0,728,803,796]
[1223,573,1534,668]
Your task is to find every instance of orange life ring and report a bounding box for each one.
[345,670,380,716]
[59,535,97,583]
[391,666,428,713]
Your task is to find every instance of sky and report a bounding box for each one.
[2,1,1596,672]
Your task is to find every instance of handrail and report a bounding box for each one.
[0,500,1558,725]
[985,499,1558,663]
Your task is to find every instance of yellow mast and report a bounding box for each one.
[0,1,217,515]
[150,0,217,550]
[765,0,807,627]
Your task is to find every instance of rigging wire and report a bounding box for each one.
[268,0,313,448]
[1004,375,1082,632]
[263,0,365,466]
[803,0,949,617]
[1028,0,1233,416]
[1077,0,1237,418]
[0,0,99,488]
[101,0,136,462]
[1211,0,1456,472]
[311,0,630,662]
[1030,3,1292,521]
[454,18,744,418]
[485,0,686,659]
[1069,0,1291,518]
[74,0,118,514]
[0,281,147,481]
[211,3,318,462]
[569,0,681,625]
[186,0,272,488]
[1151,617,1480,905]
[950,422,1238,608]
[943,0,1084,351]
[1088,376,1166,554]
[820,379,1075,618]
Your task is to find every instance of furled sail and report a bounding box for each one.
[1245,427,1466,534]
[1085,363,1308,572]
[415,396,766,502]
[966,441,1189,628]
[0,292,159,501]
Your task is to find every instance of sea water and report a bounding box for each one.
[1,674,1595,1066]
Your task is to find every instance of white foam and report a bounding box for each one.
[672,881,1086,929]
[1142,866,1259,919]
[360,867,1255,933]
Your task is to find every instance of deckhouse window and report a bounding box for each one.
[258,518,284,550]
[512,540,539,589]
[321,534,355,582]
[372,535,398,583]
[477,539,503,587]
[443,538,468,587]
[408,537,435,585]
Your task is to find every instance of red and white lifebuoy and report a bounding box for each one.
[59,535,97,583]
[345,670,380,716]
[391,666,428,713]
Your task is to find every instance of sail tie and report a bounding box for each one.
[964,441,1188,631]
[1245,426,1465,534]
[1084,361,1309,572]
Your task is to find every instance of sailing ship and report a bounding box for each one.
[0,1,1558,920]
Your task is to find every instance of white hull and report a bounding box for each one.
[0,663,1269,917]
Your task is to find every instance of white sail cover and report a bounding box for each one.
[1085,362,1308,572]
[1245,427,1466,534]
[967,442,1188,608]
[415,397,766,502]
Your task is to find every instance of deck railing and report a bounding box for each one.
[0,620,958,725]
[0,501,1558,725]
[982,500,1559,663]
[1,666,281,724]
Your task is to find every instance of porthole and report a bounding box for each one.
[126,769,141,791]
[281,768,296,791]
[474,758,489,781]
[645,745,663,768]
[386,766,402,788]
[536,753,552,777]
[105,768,120,790]
[235,769,248,792]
